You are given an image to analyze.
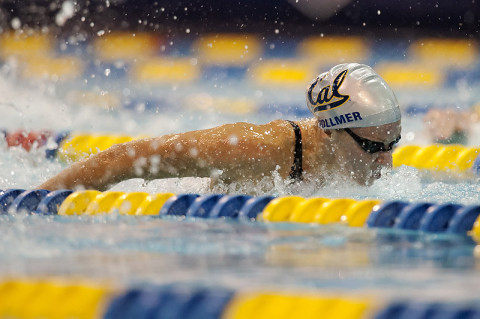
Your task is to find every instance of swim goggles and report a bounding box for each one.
[343,128,401,154]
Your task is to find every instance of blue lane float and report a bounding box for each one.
[394,203,434,230]
[209,195,252,219]
[186,194,223,218]
[0,189,479,238]
[237,195,275,220]
[447,205,480,234]
[0,189,26,214]
[103,286,234,319]
[374,301,408,319]
[366,201,410,228]
[375,301,480,319]
[396,302,441,319]
[10,189,50,214]
[35,189,73,215]
[419,203,463,233]
[159,194,200,216]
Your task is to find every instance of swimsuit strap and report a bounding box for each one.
[286,120,303,181]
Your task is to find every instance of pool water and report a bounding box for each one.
[0,212,477,297]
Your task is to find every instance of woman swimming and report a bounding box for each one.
[38,63,401,191]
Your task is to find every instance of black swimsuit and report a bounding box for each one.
[286,120,303,181]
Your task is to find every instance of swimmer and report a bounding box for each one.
[38,63,402,191]
[424,108,478,144]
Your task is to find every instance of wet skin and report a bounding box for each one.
[38,119,401,191]
[326,120,402,185]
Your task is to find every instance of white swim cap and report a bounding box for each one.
[306,63,401,129]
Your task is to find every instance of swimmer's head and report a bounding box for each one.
[306,63,401,129]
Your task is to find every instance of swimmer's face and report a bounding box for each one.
[334,120,402,185]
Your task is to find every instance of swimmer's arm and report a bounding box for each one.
[136,120,294,182]
[184,120,294,182]
[38,133,213,191]
[38,120,294,191]
[37,139,163,191]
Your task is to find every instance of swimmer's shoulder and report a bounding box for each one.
[210,120,286,134]
[269,118,318,133]
[232,119,317,140]
[240,119,299,134]
[210,120,294,147]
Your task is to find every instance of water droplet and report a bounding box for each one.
[10,18,21,30]
[229,135,239,146]
[189,147,199,157]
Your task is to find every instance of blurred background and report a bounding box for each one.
[1,0,480,144]
[0,0,479,125]
[1,0,479,35]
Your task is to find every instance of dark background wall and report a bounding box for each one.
[0,0,479,38]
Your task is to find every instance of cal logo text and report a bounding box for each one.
[307,69,350,113]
